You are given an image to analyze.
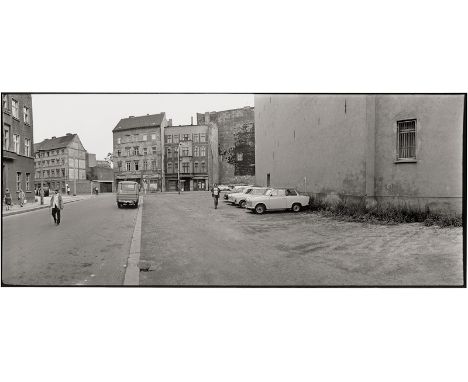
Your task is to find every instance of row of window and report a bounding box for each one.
[116,146,158,157]
[117,160,158,172]
[166,161,206,174]
[36,168,66,178]
[165,133,207,143]
[16,172,31,191]
[35,149,65,158]
[3,95,31,124]
[36,158,66,167]
[166,145,206,158]
[3,125,31,156]
[117,133,158,144]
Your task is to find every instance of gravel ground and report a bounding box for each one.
[139,192,463,286]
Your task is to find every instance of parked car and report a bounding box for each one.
[223,185,250,200]
[217,184,232,191]
[245,188,310,214]
[116,181,140,208]
[232,187,270,208]
[227,186,257,204]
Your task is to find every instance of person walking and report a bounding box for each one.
[66,185,70,196]
[211,183,220,209]
[18,188,25,207]
[4,188,12,210]
[50,189,64,225]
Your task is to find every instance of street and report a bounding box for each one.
[1,192,463,286]
[139,192,463,286]
[2,194,137,285]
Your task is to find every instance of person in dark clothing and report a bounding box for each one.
[50,189,64,225]
[211,184,220,209]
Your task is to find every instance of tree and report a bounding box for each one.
[105,152,113,168]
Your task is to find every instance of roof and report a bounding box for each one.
[35,134,77,152]
[113,113,165,132]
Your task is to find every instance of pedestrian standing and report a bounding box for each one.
[212,183,220,209]
[50,189,64,225]
[67,185,70,196]
[18,188,25,207]
[4,188,12,210]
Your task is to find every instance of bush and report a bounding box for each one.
[307,196,462,227]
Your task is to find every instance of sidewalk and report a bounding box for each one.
[2,194,98,217]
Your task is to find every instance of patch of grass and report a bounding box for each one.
[307,197,462,227]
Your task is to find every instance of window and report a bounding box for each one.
[182,147,189,157]
[194,162,199,173]
[117,137,121,144]
[167,162,173,173]
[152,146,157,155]
[43,170,46,178]
[173,134,179,143]
[134,161,139,171]
[151,133,156,140]
[23,107,30,124]
[13,134,20,154]
[167,147,172,158]
[143,147,148,156]
[12,99,19,119]
[117,150,121,157]
[51,169,55,177]
[200,133,206,142]
[126,161,131,171]
[61,149,64,154]
[166,135,172,143]
[3,124,10,150]
[151,160,157,171]
[16,172,22,191]
[397,119,416,160]
[183,134,189,141]
[237,152,243,161]
[117,161,122,171]
[200,146,206,157]
[24,138,31,156]
[200,161,206,172]
[133,134,139,142]
[182,163,189,173]
[142,134,147,141]
[51,159,55,165]
[133,146,139,156]
[125,147,131,157]
[62,168,66,177]
[143,160,148,170]
[2,94,8,112]
[174,161,179,172]
[286,189,298,196]
[193,134,199,143]
[121,183,136,191]
[194,146,199,157]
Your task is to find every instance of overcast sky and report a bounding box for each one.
[32,94,254,159]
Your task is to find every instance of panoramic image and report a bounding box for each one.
[1,93,465,286]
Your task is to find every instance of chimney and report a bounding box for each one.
[205,112,210,123]
[66,133,72,136]
[191,116,193,125]
[52,136,56,139]
[129,116,134,118]
[168,119,172,126]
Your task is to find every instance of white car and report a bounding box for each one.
[232,187,270,208]
[227,186,255,204]
[217,184,232,191]
[245,188,310,214]
[223,185,250,200]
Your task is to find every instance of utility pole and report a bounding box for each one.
[40,165,44,205]
[178,142,181,195]
[73,156,77,196]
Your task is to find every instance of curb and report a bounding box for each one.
[123,196,144,286]
[2,198,91,217]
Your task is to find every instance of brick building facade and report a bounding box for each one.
[197,106,255,185]
[112,113,167,191]
[2,94,35,204]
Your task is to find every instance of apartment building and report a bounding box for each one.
[2,94,35,203]
[34,133,87,195]
[164,124,210,191]
[112,113,167,191]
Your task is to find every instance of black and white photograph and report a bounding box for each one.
[1,1,467,382]
[1,93,465,286]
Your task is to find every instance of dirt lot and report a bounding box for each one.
[139,192,463,286]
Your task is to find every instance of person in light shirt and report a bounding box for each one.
[49,189,64,226]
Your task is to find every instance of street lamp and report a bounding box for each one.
[178,142,181,195]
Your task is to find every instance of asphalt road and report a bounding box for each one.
[139,192,463,286]
[2,194,138,286]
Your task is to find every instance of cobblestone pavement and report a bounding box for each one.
[139,192,463,286]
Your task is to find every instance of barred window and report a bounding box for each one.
[397,119,416,160]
